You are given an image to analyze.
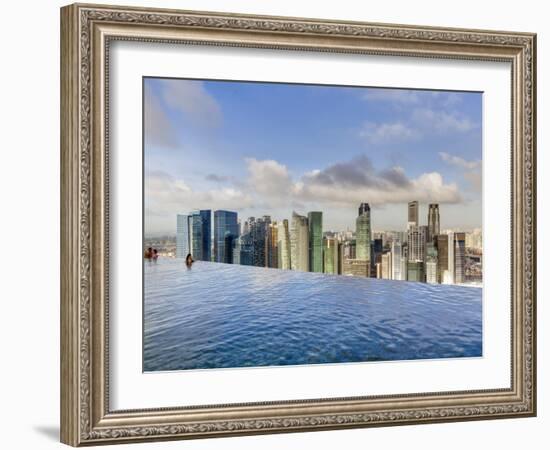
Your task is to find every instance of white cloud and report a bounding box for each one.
[145,170,254,220]
[244,156,462,209]
[359,121,420,143]
[412,108,477,133]
[144,86,180,148]
[362,89,420,104]
[439,152,481,170]
[439,152,482,193]
[143,79,222,149]
[146,155,466,233]
[159,79,222,127]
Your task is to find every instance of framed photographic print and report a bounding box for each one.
[60,3,537,446]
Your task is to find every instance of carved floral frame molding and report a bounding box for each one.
[61,3,536,446]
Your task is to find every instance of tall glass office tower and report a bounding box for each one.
[277,219,291,269]
[391,240,403,280]
[308,211,323,272]
[407,225,427,262]
[188,211,204,260]
[355,203,371,263]
[427,203,440,242]
[290,212,309,272]
[454,232,466,284]
[176,214,190,258]
[408,200,419,228]
[199,210,212,262]
[323,236,338,274]
[213,210,239,263]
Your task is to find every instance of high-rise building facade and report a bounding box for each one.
[356,203,371,265]
[408,200,419,227]
[442,232,455,284]
[323,236,338,274]
[407,225,427,262]
[436,234,449,283]
[248,216,268,267]
[381,252,392,279]
[308,211,323,272]
[199,210,212,261]
[188,211,203,260]
[236,232,254,266]
[427,203,440,242]
[454,232,466,284]
[425,242,438,284]
[176,214,190,258]
[358,203,370,216]
[466,228,483,251]
[391,240,404,280]
[213,210,238,263]
[277,219,291,269]
[407,261,424,282]
[268,222,279,268]
[290,212,309,272]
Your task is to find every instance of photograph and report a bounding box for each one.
[143,78,484,372]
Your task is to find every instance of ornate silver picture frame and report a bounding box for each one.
[60,3,536,446]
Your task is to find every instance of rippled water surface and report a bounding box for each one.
[144,258,482,371]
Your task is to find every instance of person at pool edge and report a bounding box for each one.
[185,253,194,268]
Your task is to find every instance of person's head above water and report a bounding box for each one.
[185,253,194,265]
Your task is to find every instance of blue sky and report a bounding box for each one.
[144,77,482,235]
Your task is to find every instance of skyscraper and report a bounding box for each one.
[199,210,212,262]
[407,261,424,282]
[425,242,438,284]
[408,200,419,228]
[454,232,466,284]
[436,234,449,283]
[381,252,392,279]
[407,225,427,262]
[268,221,279,268]
[391,240,404,280]
[235,232,254,266]
[427,203,440,242]
[308,211,323,273]
[248,216,268,267]
[356,203,371,264]
[277,219,291,269]
[188,211,203,260]
[176,214,190,258]
[290,212,309,272]
[323,236,338,274]
[213,210,239,263]
[443,232,455,284]
[358,203,370,216]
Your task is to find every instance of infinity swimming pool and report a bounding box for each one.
[144,258,482,371]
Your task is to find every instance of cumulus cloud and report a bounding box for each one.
[439,152,481,170]
[439,151,482,192]
[144,79,222,149]
[145,170,254,218]
[358,90,478,143]
[144,86,180,148]
[412,108,476,133]
[146,155,465,233]
[245,158,293,200]
[359,121,420,143]
[292,155,461,207]
[158,79,222,127]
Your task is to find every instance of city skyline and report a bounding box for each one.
[169,200,482,286]
[145,78,482,235]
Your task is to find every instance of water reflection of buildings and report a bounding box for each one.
[172,202,483,285]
